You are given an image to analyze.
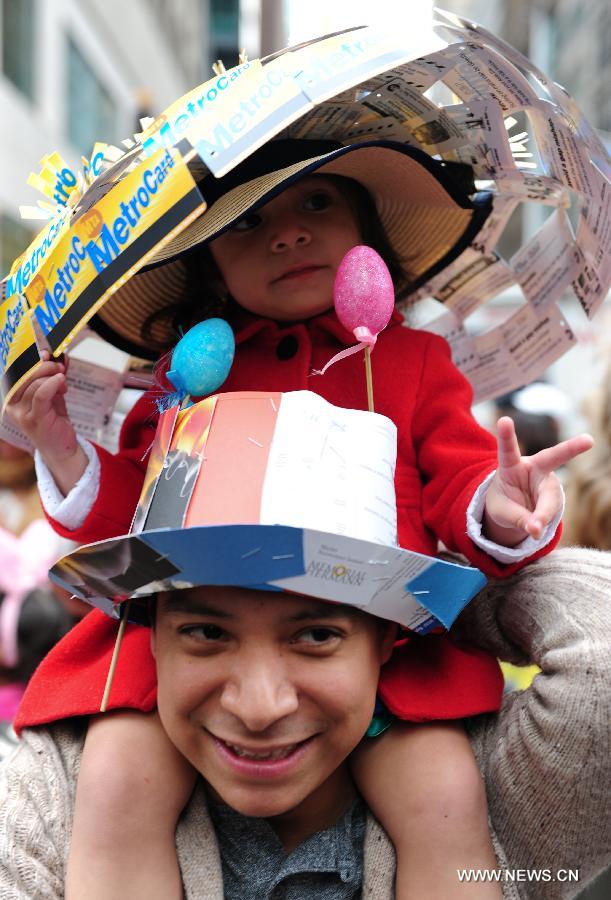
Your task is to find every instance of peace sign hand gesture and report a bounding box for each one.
[483,416,594,547]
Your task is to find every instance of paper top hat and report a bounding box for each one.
[50,390,485,633]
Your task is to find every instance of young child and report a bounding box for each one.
[8,139,592,898]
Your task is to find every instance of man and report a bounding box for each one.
[0,547,610,898]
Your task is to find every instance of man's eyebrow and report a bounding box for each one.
[285,603,359,623]
[159,594,359,621]
[161,596,234,619]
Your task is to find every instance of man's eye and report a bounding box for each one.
[180,623,226,641]
[231,212,262,231]
[296,627,341,645]
[303,191,333,211]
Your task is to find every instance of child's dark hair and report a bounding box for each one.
[141,175,415,351]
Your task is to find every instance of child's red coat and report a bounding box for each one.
[16,310,559,730]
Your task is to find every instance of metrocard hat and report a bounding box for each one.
[91,138,491,357]
[49,390,485,633]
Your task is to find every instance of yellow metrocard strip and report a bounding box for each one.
[4,210,71,302]
[25,145,206,356]
[181,57,309,177]
[0,290,40,410]
[27,172,55,196]
[140,60,260,159]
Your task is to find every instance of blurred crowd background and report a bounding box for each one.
[0,2,609,894]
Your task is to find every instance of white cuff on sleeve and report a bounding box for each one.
[35,436,101,531]
[467,470,564,564]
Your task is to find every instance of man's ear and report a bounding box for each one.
[379,622,398,664]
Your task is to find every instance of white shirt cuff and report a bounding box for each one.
[467,470,564,564]
[35,436,101,531]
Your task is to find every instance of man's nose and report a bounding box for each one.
[220,656,299,731]
[270,215,311,252]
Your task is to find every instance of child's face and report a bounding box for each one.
[209,175,362,321]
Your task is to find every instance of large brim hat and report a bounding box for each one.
[49,390,485,631]
[5,11,608,407]
[90,138,491,358]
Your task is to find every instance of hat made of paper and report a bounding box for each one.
[4,11,609,409]
[49,390,485,632]
[91,139,490,356]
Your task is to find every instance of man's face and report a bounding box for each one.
[152,586,395,824]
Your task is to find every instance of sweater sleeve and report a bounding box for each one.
[456,548,611,896]
[0,724,83,899]
[410,333,561,577]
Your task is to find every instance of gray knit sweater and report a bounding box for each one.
[0,548,609,899]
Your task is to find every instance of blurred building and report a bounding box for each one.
[210,0,240,64]
[259,0,286,56]
[0,0,287,278]
[0,0,208,273]
[450,0,611,134]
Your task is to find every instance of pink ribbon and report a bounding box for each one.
[0,520,61,668]
[312,326,377,376]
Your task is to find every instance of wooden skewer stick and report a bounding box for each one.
[364,346,374,412]
[100,600,132,712]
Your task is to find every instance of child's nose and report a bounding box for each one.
[270,219,311,252]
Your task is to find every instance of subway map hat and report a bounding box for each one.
[49,390,485,633]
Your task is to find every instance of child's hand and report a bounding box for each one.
[4,351,87,495]
[483,416,593,546]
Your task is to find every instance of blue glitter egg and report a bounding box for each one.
[167,319,235,397]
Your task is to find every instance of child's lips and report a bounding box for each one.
[272,264,326,283]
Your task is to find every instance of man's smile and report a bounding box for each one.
[211,732,317,777]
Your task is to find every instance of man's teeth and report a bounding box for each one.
[225,741,298,760]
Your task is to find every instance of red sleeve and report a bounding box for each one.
[46,391,159,544]
[14,610,157,734]
[411,333,561,578]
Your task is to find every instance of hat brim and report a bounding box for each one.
[49,522,486,631]
[92,140,490,358]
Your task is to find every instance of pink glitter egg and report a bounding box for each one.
[333,246,395,339]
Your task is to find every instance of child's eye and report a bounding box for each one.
[303,191,333,211]
[231,212,262,232]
